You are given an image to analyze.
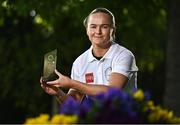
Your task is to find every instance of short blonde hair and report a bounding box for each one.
[83,7,116,28]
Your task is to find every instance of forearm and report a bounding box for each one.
[55,88,83,103]
[70,79,110,96]
[55,88,69,104]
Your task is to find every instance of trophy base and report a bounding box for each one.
[42,71,59,83]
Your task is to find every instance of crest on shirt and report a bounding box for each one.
[105,67,112,81]
[85,72,94,83]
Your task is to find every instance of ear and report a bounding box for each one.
[86,27,89,36]
[110,27,116,41]
[110,27,115,36]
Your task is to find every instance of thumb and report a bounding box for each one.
[55,69,62,76]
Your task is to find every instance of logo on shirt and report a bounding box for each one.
[105,67,112,81]
[85,73,94,83]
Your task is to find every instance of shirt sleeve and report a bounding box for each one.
[111,50,138,79]
[71,63,79,80]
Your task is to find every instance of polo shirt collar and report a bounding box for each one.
[103,41,116,59]
[88,46,96,62]
[88,42,116,63]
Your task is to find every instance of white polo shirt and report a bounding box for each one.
[71,42,138,94]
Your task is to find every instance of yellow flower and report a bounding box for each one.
[24,118,37,124]
[133,89,144,101]
[35,114,49,124]
[147,105,180,123]
[50,114,78,124]
[50,114,65,124]
[143,100,154,112]
[24,114,49,124]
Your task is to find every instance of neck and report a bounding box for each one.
[92,42,111,57]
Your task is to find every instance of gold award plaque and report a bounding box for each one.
[42,49,58,82]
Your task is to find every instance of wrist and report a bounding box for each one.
[55,88,61,97]
[55,88,67,104]
[69,78,75,88]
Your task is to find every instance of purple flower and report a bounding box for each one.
[144,91,151,101]
[60,97,80,115]
[59,88,152,123]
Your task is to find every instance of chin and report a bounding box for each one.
[93,41,104,45]
[93,39,104,43]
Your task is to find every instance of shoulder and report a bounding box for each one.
[111,42,138,72]
[72,47,90,66]
[113,42,135,59]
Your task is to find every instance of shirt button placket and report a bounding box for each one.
[97,60,103,84]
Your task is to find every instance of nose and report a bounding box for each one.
[95,26,102,34]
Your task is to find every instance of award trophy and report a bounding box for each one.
[42,49,58,83]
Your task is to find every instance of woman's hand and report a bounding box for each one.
[46,69,72,88]
[40,77,60,96]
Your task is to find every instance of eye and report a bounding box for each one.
[102,25,110,29]
[90,25,96,28]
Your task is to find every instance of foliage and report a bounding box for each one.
[24,89,180,124]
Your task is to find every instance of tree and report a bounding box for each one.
[164,0,180,116]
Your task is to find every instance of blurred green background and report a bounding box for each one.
[0,0,180,123]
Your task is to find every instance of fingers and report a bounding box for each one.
[46,79,59,85]
[53,84,60,88]
[40,77,49,89]
[40,77,45,88]
[40,77,46,84]
[40,69,62,89]
[41,80,56,89]
[40,77,43,83]
[55,69,62,76]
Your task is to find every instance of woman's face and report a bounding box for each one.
[86,12,115,47]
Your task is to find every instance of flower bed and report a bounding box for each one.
[24,88,180,124]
